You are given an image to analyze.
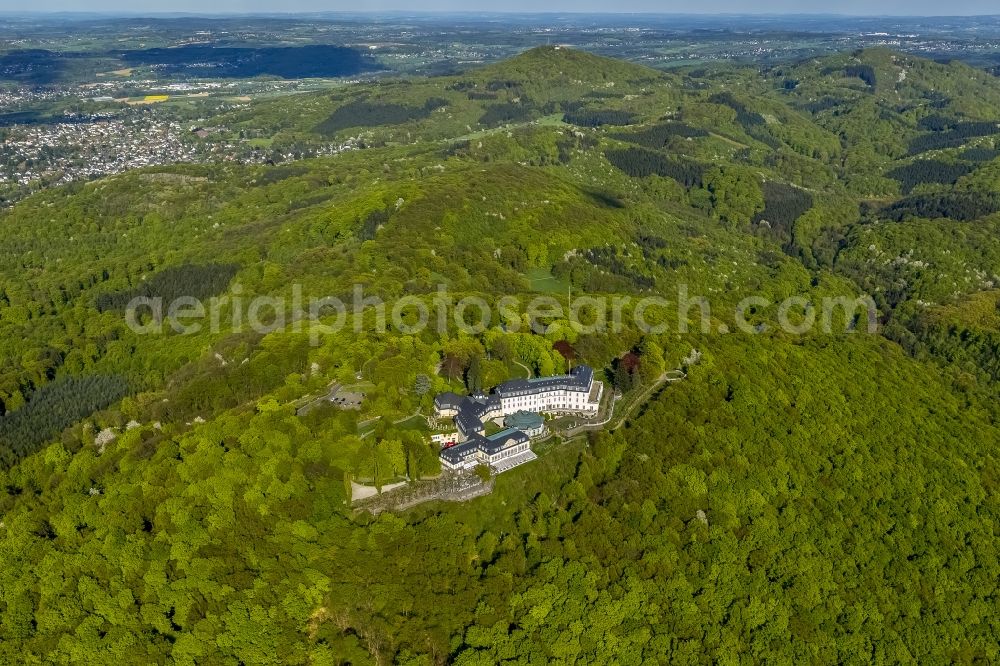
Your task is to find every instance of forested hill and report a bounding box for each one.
[475,44,666,85]
[0,45,998,662]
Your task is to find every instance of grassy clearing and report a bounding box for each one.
[535,113,568,127]
[523,266,570,294]
[340,381,376,393]
[483,420,504,436]
[394,414,430,433]
[506,359,532,380]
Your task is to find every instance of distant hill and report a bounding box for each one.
[474,45,664,85]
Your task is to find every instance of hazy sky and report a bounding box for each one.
[5,1,999,16]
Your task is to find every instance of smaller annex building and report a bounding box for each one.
[504,411,545,438]
[439,428,533,471]
[434,365,602,473]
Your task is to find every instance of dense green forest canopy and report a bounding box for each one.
[0,45,999,663]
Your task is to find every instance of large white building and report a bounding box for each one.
[497,365,601,416]
[438,428,533,472]
[434,365,603,472]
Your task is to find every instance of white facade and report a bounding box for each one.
[519,422,546,438]
[431,432,460,446]
[440,440,533,471]
[499,386,600,415]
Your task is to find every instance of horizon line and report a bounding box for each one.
[3,10,1000,19]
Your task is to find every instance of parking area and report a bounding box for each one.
[329,389,364,410]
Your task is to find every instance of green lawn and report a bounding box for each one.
[339,381,376,394]
[483,420,504,436]
[394,414,430,433]
[506,359,532,380]
[246,137,274,148]
[523,266,570,295]
[535,113,568,127]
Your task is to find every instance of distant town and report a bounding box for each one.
[4,13,1000,204]
[0,78,360,204]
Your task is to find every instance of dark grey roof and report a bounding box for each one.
[455,408,484,436]
[496,365,593,397]
[440,440,481,464]
[440,429,529,462]
[480,428,530,454]
[454,393,502,436]
[434,392,464,409]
